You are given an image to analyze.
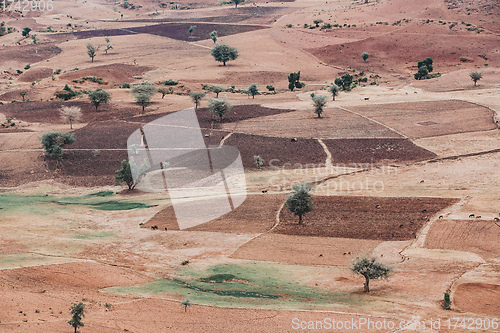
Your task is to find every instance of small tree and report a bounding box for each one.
[188,25,197,36]
[285,182,314,225]
[19,90,27,101]
[189,91,206,110]
[231,0,244,8]
[22,27,31,37]
[209,30,218,43]
[68,302,85,333]
[253,155,264,168]
[414,57,433,80]
[132,81,157,96]
[181,299,191,312]
[329,84,340,101]
[351,257,392,292]
[266,85,275,93]
[334,73,353,91]
[288,71,304,91]
[312,94,327,118]
[362,52,369,62]
[158,87,172,99]
[211,44,239,66]
[313,19,323,27]
[208,98,231,122]
[31,34,38,54]
[115,160,135,190]
[205,85,226,98]
[247,83,259,99]
[86,43,99,62]
[104,42,113,54]
[41,131,76,162]
[135,93,151,113]
[59,106,82,129]
[469,71,482,86]
[87,88,111,110]
[443,292,451,310]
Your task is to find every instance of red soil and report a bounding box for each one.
[323,138,437,164]
[145,194,284,232]
[424,219,500,259]
[275,196,458,240]
[454,283,500,316]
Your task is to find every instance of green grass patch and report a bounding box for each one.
[105,262,385,310]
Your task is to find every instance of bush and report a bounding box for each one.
[120,82,131,88]
[443,293,451,310]
[55,84,78,100]
[24,64,30,70]
[41,131,76,161]
[164,79,178,86]
[266,85,275,92]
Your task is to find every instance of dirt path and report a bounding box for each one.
[316,138,333,169]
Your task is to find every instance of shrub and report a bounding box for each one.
[41,131,76,161]
[443,293,451,310]
[163,79,178,85]
[119,82,131,88]
[24,64,30,70]
[266,85,275,92]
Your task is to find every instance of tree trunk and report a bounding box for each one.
[332,95,335,101]
[223,61,226,66]
[364,276,370,292]
[317,113,321,118]
[298,214,303,225]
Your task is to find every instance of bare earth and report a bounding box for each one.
[0,0,499,331]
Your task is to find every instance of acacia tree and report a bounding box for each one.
[351,257,392,292]
[469,71,482,86]
[41,132,76,166]
[189,91,206,110]
[231,0,244,8]
[312,94,327,118]
[205,85,226,98]
[19,90,27,101]
[86,43,99,62]
[115,160,135,190]
[362,52,369,62]
[22,27,31,37]
[288,71,304,91]
[104,37,113,54]
[131,81,157,96]
[285,182,314,225]
[59,106,82,129]
[209,30,218,43]
[211,44,239,66]
[208,98,231,122]
[329,84,340,101]
[68,302,85,333]
[87,88,111,110]
[247,83,259,99]
[335,73,353,91]
[135,93,151,113]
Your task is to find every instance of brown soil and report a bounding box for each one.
[324,138,437,164]
[225,133,326,169]
[65,22,268,42]
[454,283,500,316]
[58,64,153,87]
[348,100,496,139]
[145,194,285,232]
[0,43,62,66]
[232,233,383,266]
[18,67,54,82]
[275,196,458,240]
[424,219,500,259]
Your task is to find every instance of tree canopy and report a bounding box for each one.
[208,98,232,122]
[87,88,111,110]
[285,182,314,225]
[211,44,239,66]
[351,257,392,292]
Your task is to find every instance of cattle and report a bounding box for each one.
[291,138,297,142]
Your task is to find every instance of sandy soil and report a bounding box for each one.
[0,0,499,330]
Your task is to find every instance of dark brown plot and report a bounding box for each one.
[275,196,458,240]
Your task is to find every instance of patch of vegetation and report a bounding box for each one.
[105,262,377,310]
[55,84,81,101]
[73,76,107,84]
[163,79,178,85]
[119,82,130,88]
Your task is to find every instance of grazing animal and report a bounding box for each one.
[419,180,424,183]
[439,215,443,219]
[399,224,404,228]
[262,190,268,194]
[469,214,475,218]
[476,216,481,219]
[164,227,168,231]
[204,134,209,137]
[319,254,323,257]
[364,97,370,100]
[494,217,500,222]
[375,205,381,209]
[291,137,297,142]
[151,225,158,230]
